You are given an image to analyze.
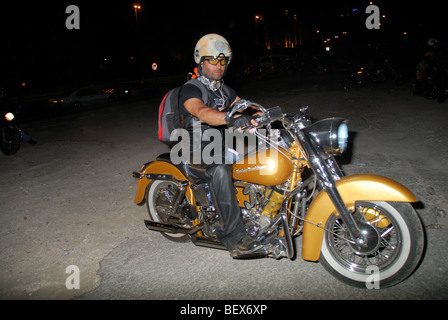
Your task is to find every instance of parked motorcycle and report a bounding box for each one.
[413,68,448,103]
[413,40,448,103]
[133,102,424,288]
[413,76,448,102]
[1,112,23,155]
[353,57,401,87]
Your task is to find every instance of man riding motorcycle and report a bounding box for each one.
[0,87,34,137]
[415,38,448,102]
[134,35,425,288]
[176,34,272,257]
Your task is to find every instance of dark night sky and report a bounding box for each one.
[1,0,446,92]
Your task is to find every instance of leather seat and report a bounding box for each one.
[156,153,207,184]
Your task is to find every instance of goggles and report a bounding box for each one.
[204,56,228,66]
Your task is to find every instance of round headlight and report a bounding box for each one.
[337,122,348,153]
[302,118,348,157]
[5,112,14,121]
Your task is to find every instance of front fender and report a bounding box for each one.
[133,161,189,205]
[301,174,418,262]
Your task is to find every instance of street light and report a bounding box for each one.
[254,14,263,46]
[133,4,141,24]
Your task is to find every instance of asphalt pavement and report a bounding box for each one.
[1,72,447,302]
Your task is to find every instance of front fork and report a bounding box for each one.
[298,132,366,246]
[321,181,365,246]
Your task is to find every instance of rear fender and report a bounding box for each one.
[301,174,418,262]
[133,161,190,205]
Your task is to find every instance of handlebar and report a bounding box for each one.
[229,100,310,133]
[237,105,284,132]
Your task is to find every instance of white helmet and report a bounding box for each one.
[194,34,232,64]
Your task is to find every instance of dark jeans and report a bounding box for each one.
[188,162,246,244]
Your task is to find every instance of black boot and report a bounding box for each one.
[223,234,267,258]
[234,236,267,258]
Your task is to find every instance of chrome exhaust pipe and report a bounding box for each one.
[144,219,227,250]
[191,234,227,250]
[144,219,207,235]
[144,219,191,234]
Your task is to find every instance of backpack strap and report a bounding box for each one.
[179,78,232,130]
[185,78,209,105]
[186,78,232,108]
[177,79,208,130]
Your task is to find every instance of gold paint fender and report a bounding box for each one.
[133,161,190,205]
[301,174,418,262]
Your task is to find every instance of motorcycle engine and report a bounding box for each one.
[195,182,285,238]
[241,184,285,237]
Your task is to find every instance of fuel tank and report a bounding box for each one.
[232,148,293,186]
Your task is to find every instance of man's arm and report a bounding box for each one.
[184,96,258,127]
[183,98,227,126]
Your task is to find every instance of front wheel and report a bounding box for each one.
[320,201,425,288]
[1,130,21,155]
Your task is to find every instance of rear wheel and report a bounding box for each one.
[320,201,425,288]
[146,180,192,242]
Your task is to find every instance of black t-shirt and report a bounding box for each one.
[177,81,237,157]
[178,82,237,118]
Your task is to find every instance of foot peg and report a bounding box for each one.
[263,236,288,259]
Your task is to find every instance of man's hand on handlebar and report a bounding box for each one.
[225,113,259,130]
[225,100,267,131]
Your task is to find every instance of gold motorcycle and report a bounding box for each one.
[132,102,424,288]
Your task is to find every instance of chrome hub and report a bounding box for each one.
[349,223,381,255]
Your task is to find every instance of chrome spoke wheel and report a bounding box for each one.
[325,201,401,274]
[320,201,425,288]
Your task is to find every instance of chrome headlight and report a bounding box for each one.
[337,122,348,153]
[302,118,348,156]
